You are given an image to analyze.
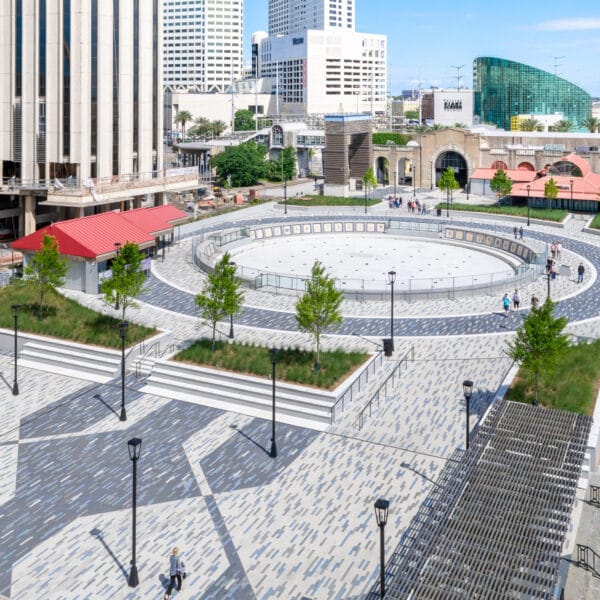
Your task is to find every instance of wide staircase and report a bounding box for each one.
[139,359,338,431]
[18,338,122,383]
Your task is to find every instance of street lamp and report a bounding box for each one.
[547,269,551,301]
[388,271,396,352]
[127,437,142,587]
[114,242,122,311]
[11,304,20,395]
[374,498,390,598]
[364,182,368,214]
[269,347,278,458]
[462,380,473,450]
[119,321,129,421]
[570,178,574,210]
[526,184,531,227]
[411,165,416,197]
[229,262,236,339]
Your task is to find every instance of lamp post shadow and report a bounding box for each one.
[90,528,128,581]
[230,423,270,456]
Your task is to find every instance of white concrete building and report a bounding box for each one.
[0,2,198,238]
[430,90,475,127]
[258,0,386,117]
[163,0,243,93]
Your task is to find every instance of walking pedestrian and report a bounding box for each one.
[550,242,556,258]
[551,262,557,280]
[513,226,518,239]
[531,294,539,309]
[164,547,184,599]
[502,293,511,318]
[556,241,562,258]
[519,226,523,239]
[512,290,521,312]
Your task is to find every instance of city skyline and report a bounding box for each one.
[244,0,600,97]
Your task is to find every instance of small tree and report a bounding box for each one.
[25,233,67,318]
[438,166,460,212]
[101,242,146,321]
[174,110,193,140]
[195,253,243,350]
[506,299,569,406]
[212,141,268,187]
[520,118,542,132]
[234,109,256,131]
[362,167,377,199]
[582,117,600,133]
[544,177,558,210]
[553,119,573,132]
[490,168,513,201]
[295,261,343,371]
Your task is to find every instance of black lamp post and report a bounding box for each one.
[446,187,450,218]
[269,347,278,458]
[570,178,574,210]
[119,321,129,421]
[114,242,122,310]
[388,271,396,351]
[229,262,236,339]
[526,184,531,226]
[462,380,473,450]
[393,167,397,198]
[11,304,20,395]
[374,498,390,598]
[547,270,551,301]
[127,437,142,587]
[411,165,416,197]
[364,184,368,214]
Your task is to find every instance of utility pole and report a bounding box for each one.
[451,64,465,91]
[551,56,565,76]
[231,64,235,133]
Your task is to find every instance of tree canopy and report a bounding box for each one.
[212,141,268,187]
[295,261,343,371]
[267,146,296,182]
[25,233,67,318]
[101,242,146,321]
[582,117,600,133]
[490,168,513,200]
[195,253,244,350]
[438,167,460,196]
[362,167,377,198]
[544,177,558,208]
[553,119,574,132]
[372,132,412,146]
[519,118,542,132]
[174,110,193,139]
[234,109,256,131]
[506,299,569,406]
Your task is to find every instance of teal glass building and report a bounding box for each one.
[473,57,591,131]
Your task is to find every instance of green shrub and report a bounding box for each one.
[372,132,412,146]
[282,195,380,207]
[436,203,567,222]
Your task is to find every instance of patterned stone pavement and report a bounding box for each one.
[2,198,600,599]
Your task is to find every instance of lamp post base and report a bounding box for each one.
[128,565,139,587]
[270,438,278,458]
[120,407,127,422]
[12,381,19,395]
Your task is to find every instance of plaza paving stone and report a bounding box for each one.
[2,196,600,598]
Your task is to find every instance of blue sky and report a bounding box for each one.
[243,0,600,97]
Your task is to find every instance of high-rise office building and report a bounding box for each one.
[163,0,243,93]
[0,1,168,236]
[259,0,386,116]
[268,0,355,36]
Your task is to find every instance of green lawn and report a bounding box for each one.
[0,281,155,348]
[589,214,600,229]
[175,339,369,389]
[281,194,380,207]
[505,340,600,415]
[436,202,568,222]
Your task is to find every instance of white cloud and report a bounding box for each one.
[534,18,600,31]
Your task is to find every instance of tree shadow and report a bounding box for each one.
[89,527,128,581]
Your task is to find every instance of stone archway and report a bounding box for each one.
[376,156,389,184]
[435,151,468,188]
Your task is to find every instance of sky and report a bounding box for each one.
[242,0,600,97]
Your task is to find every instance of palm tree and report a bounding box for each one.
[174,110,193,141]
[520,118,542,132]
[210,120,227,137]
[192,116,212,137]
[553,119,573,132]
[581,117,600,133]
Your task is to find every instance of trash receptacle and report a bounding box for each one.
[383,338,394,357]
[436,208,442,217]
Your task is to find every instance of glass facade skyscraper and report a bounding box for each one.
[473,57,591,131]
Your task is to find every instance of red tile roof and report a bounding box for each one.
[470,168,538,182]
[11,206,187,258]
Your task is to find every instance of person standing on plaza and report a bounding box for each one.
[513,226,518,239]
[531,294,539,309]
[164,547,183,599]
[556,241,562,259]
[578,263,585,283]
[512,290,521,312]
[550,242,556,258]
[502,293,511,318]
[519,226,523,239]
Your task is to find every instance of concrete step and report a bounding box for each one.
[140,359,336,431]
[19,339,121,384]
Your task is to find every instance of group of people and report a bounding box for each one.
[550,241,563,259]
[502,290,521,317]
[512,226,524,239]
[386,195,428,214]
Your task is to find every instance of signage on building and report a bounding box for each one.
[443,99,462,110]
[292,37,304,45]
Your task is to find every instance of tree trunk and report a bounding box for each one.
[534,372,539,406]
[212,322,216,352]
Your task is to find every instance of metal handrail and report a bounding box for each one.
[330,351,384,424]
[134,341,163,378]
[354,346,415,431]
